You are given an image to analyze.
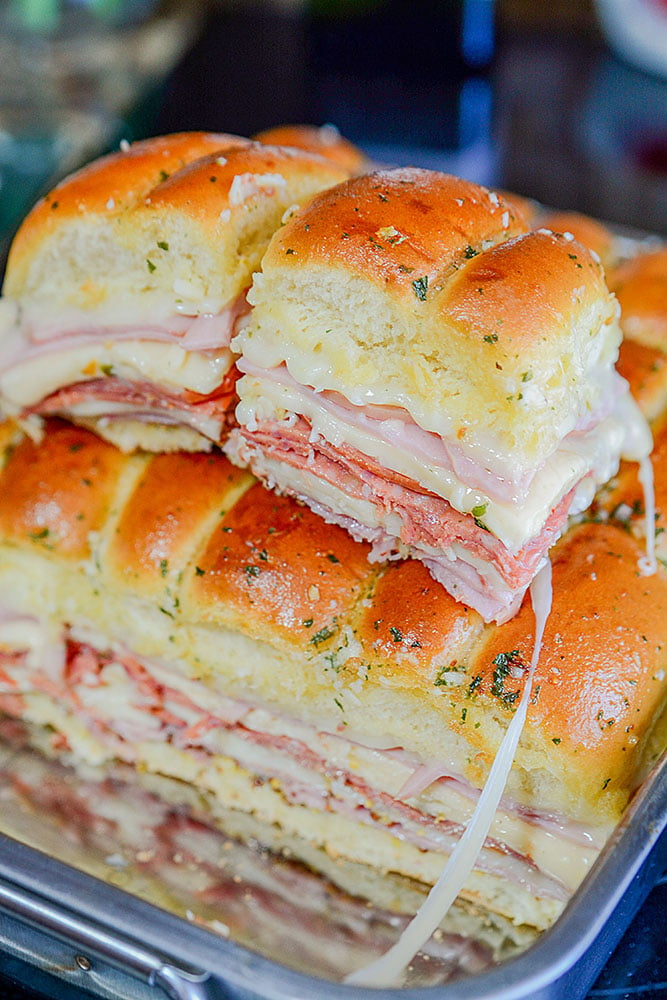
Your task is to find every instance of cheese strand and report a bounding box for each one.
[638,455,657,576]
[344,558,553,989]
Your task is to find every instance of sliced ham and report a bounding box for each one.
[0,294,250,444]
[0,631,601,906]
[228,416,575,621]
[235,358,623,505]
[2,295,248,367]
[26,368,242,443]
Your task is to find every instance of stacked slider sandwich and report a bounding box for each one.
[0,131,349,453]
[227,168,653,623]
[0,138,665,983]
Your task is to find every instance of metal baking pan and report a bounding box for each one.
[0,736,663,1000]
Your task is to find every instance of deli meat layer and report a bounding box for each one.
[0,413,665,936]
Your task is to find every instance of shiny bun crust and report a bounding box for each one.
[3,135,350,316]
[609,247,667,349]
[3,132,247,298]
[254,123,369,174]
[613,248,667,420]
[1,418,664,828]
[617,338,667,422]
[240,169,622,470]
[538,210,616,269]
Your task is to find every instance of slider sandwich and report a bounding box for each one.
[0,132,349,453]
[227,168,653,623]
[0,418,665,955]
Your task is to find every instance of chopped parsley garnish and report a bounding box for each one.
[491,650,523,707]
[389,626,404,642]
[412,275,429,301]
[377,225,405,245]
[471,502,489,531]
[310,624,336,646]
[434,665,459,687]
[468,674,483,695]
[28,527,50,540]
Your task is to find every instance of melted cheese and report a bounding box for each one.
[235,373,648,552]
[0,599,600,900]
[345,559,553,988]
[638,455,658,576]
[0,340,233,410]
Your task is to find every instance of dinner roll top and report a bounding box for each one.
[254,123,369,174]
[537,210,616,269]
[238,168,623,476]
[3,132,248,299]
[3,137,350,323]
[609,247,667,349]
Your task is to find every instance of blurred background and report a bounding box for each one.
[0,0,665,273]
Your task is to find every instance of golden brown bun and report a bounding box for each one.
[254,123,369,174]
[3,136,351,315]
[0,418,126,560]
[496,189,539,226]
[464,521,667,818]
[538,210,616,269]
[239,168,621,471]
[3,132,248,298]
[614,247,667,420]
[617,338,667,421]
[609,247,667,349]
[1,418,664,828]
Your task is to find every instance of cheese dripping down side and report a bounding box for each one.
[638,455,657,576]
[619,395,657,575]
[344,558,554,989]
